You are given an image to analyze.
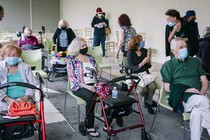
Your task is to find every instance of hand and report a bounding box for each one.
[173,23,181,32]
[4,97,15,105]
[185,88,200,94]
[87,85,96,93]
[16,95,29,102]
[143,56,150,64]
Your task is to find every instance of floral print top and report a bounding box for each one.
[67,55,98,91]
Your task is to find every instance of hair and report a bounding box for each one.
[118,14,132,26]
[0,5,3,12]
[165,9,181,20]
[202,27,210,38]
[128,35,142,51]
[1,43,22,58]
[67,37,86,56]
[58,19,69,29]
[24,28,32,35]
[170,37,186,50]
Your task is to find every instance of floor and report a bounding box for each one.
[22,49,210,140]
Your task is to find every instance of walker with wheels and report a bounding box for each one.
[78,66,150,140]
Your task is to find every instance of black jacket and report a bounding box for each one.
[53,28,76,48]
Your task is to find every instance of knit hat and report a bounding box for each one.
[96,7,102,13]
[186,10,196,17]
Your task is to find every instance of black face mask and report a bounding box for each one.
[61,27,66,30]
[80,47,88,55]
[27,35,32,39]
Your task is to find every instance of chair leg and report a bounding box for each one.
[110,68,111,80]
[44,78,50,98]
[63,91,76,132]
[149,105,159,139]
[78,104,80,131]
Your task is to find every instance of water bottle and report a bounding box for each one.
[112,87,118,99]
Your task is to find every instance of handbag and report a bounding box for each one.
[105,27,111,35]
[137,72,156,87]
[7,102,38,117]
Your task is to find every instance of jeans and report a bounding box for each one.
[93,34,106,56]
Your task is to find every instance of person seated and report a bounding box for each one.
[127,35,157,115]
[0,43,36,111]
[161,37,210,140]
[198,27,210,80]
[67,37,100,137]
[17,28,43,50]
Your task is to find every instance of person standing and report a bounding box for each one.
[115,14,136,67]
[182,10,200,56]
[165,9,185,57]
[91,7,107,57]
[53,19,76,52]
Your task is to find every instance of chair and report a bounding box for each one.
[88,46,112,80]
[21,49,49,97]
[45,38,54,53]
[149,82,208,140]
[63,81,86,132]
[84,28,93,46]
[73,29,83,38]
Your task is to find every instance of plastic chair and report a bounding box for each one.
[149,82,208,140]
[45,38,54,53]
[88,46,112,80]
[21,49,49,97]
[73,29,83,38]
[63,81,86,132]
[84,28,93,46]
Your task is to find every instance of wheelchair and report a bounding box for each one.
[0,73,46,140]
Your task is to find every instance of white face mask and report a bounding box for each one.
[97,13,102,17]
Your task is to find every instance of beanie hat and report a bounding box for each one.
[96,7,102,13]
[186,10,196,17]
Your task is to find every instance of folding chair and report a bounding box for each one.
[63,81,86,132]
[150,82,208,140]
[21,49,49,97]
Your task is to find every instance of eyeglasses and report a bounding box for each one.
[81,44,88,47]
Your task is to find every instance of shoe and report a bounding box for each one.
[87,128,100,137]
[116,117,123,127]
[147,105,154,115]
[151,101,157,107]
[103,126,116,136]
[144,100,154,115]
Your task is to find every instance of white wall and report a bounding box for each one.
[61,0,210,64]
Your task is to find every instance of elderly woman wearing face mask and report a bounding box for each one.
[17,28,39,50]
[53,19,76,52]
[0,43,36,111]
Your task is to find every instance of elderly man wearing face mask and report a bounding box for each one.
[161,37,210,140]
[91,7,107,57]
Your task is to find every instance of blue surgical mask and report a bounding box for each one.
[140,41,145,48]
[5,57,19,66]
[167,22,175,27]
[179,48,188,60]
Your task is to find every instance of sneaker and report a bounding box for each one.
[116,117,123,127]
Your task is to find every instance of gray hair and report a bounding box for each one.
[24,28,32,35]
[67,37,86,56]
[170,37,185,50]
[202,27,210,38]
[58,19,69,29]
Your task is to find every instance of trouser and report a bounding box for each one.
[57,46,67,52]
[93,34,106,56]
[72,88,96,128]
[183,95,210,140]
[139,81,156,105]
